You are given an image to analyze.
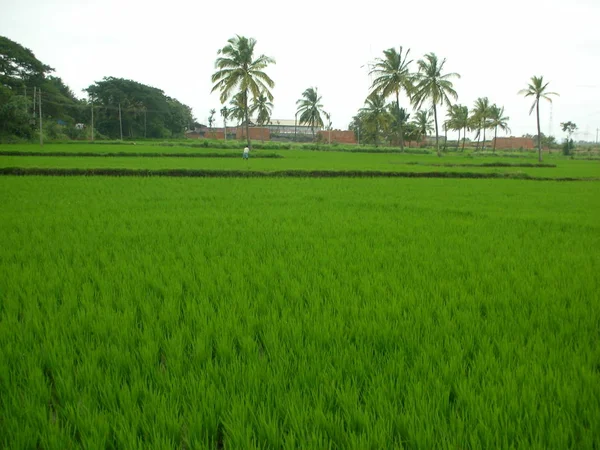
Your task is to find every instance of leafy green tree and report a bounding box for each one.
[411,53,460,156]
[560,121,577,155]
[518,76,559,162]
[1,36,89,140]
[220,106,229,140]
[360,94,391,147]
[413,109,434,144]
[560,121,577,141]
[86,77,194,139]
[369,46,413,150]
[542,135,557,149]
[349,112,367,144]
[296,87,325,140]
[0,85,34,139]
[211,35,275,149]
[250,93,273,126]
[489,105,511,152]
[0,36,53,89]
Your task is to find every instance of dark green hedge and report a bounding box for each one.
[0,167,588,181]
[0,151,282,159]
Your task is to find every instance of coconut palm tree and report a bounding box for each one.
[447,104,469,151]
[489,105,511,152]
[211,35,275,149]
[250,93,273,127]
[296,87,324,140]
[387,103,410,148]
[518,76,558,162]
[403,122,420,148]
[469,114,483,151]
[413,109,434,144]
[220,106,229,140]
[369,46,413,150]
[360,94,390,147]
[228,92,246,126]
[472,97,491,150]
[411,53,460,156]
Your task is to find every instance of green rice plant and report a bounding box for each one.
[0,177,599,448]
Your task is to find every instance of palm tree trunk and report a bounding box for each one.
[493,126,497,152]
[462,126,467,151]
[443,122,448,152]
[482,127,486,151]
[536,100,542,162]
[433,103,440,156]
[456,128,460,151]
[224,117,227,141]
[476,129,480,151]
[396,90,404,151]
[244,90,251,149]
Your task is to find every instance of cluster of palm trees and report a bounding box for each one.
[210,35,558,162]
[350,49,459,155]
[352,48,511,155]
[445,99,510,152]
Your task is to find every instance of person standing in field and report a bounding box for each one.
[243,146,249,160]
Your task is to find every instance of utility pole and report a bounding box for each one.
[33,87,36,117]
[118,103,123,141]
[294,112,298,142]
[39,89,43,147]
[91,96,94,142]
[144,108,147,138]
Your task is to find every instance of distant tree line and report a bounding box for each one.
[0,36,195,142]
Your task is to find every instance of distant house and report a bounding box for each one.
[491,137,535,150]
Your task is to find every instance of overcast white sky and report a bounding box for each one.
[2,0,599,140]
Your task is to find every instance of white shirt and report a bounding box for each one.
[243,147,249,154]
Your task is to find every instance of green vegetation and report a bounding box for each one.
[368,46,413,150]
[211,35,276,148]
[1,31,598,449]
[0,36,194,142]
[519,76,559,162]
[1,176,599,448]
[296,87,325,139]
[561,121,578,156]
[1,143,598,179]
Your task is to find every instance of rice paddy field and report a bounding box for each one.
[1,143,599,178]
[1,143,600,448]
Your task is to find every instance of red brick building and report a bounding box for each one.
[317,130,356,144]
[491,137,535,150]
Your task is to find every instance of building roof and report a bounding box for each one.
[267,119,302,127]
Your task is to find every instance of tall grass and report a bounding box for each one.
[1,177,599,448]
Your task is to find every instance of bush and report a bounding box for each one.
[562,139,575,156]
